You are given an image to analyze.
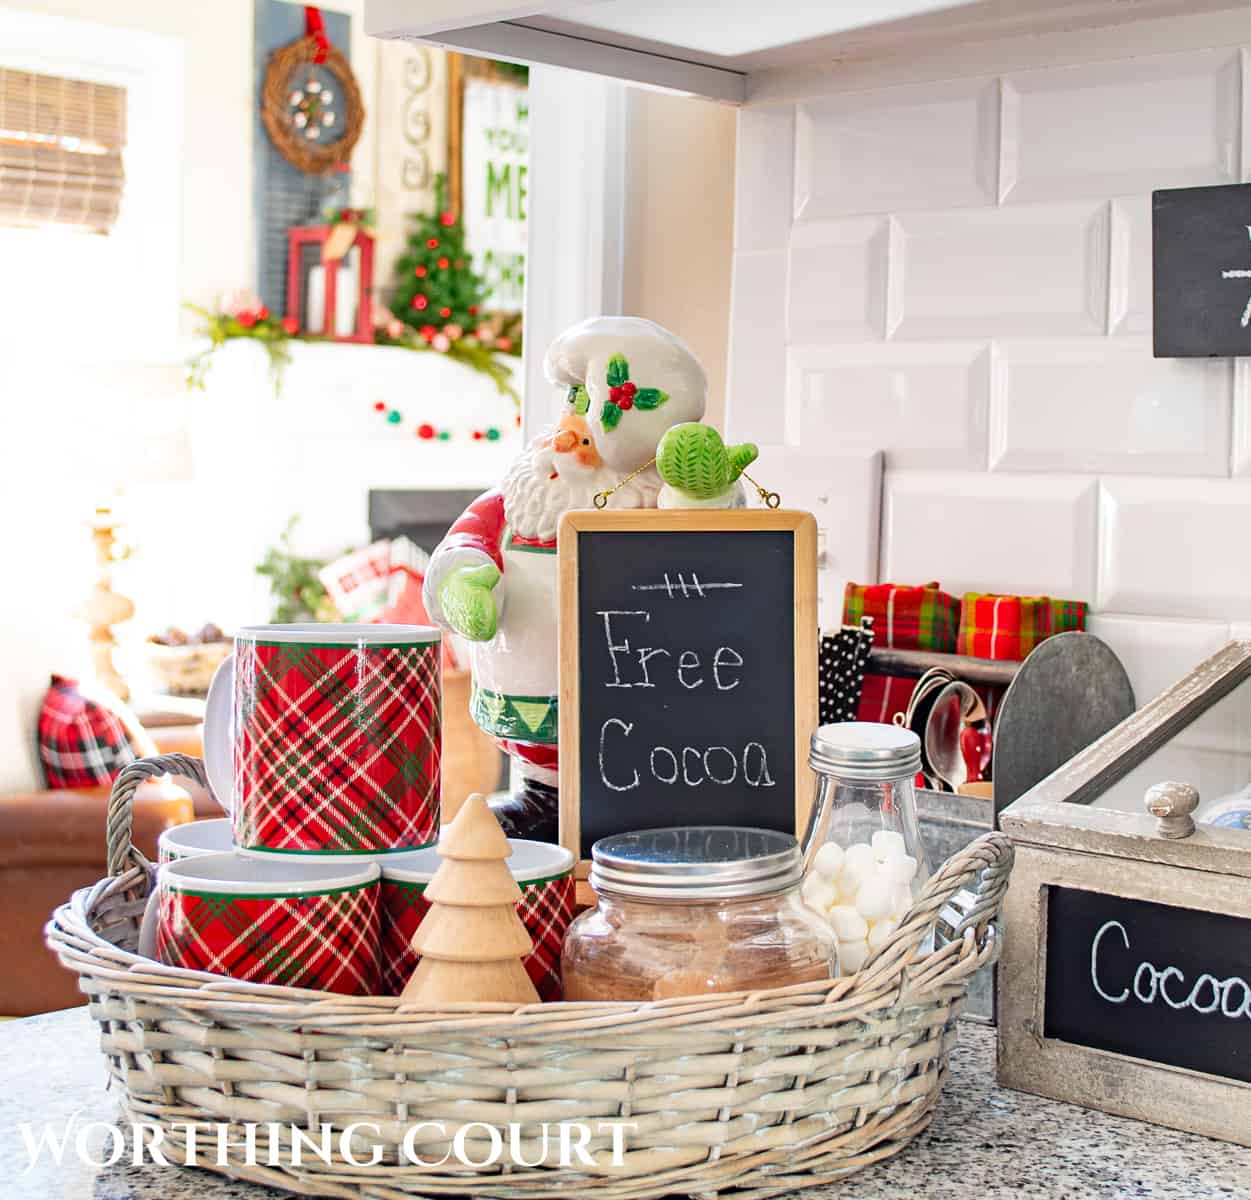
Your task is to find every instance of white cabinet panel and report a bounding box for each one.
[735,105,795,252]
[1098,477,1251,619]
[787,341,989,468]
[1086,613,1229,713]
[891,201,1109,338]
[1000,50,1239,204]
[794,77,998,220]
[991,339,1231,475]
[726,250,788,444]
[787,217,890,342]
[882,471,1097,598]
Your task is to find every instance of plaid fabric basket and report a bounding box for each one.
[957,594,1088,661]
[843,583,960,725]
[36,675,140,788]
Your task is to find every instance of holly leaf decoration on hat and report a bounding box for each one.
[601,352,668,431]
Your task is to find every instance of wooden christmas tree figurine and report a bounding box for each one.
[399,793,540,1006]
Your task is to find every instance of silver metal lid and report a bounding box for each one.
[589,826,803,901]
[809,721,922,782]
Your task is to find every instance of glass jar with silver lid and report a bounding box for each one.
[562,826,839,1002]
[799,722,932,972]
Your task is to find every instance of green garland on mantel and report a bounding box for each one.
[184,295,521,404]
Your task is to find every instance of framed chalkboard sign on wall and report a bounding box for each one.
[1153,182,1251,357]
[558,509,818,869]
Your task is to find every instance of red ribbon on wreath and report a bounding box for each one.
[305,6,330,64]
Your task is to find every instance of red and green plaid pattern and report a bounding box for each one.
[957,593,1088,661]
[36,675,140,788]
[156,880,381,995]
[843,582,960,652]
[843,583,960,725]
[233,639,441,853]
[379,872,574,1001]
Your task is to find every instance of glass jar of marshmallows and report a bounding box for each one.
[799,722,932,973]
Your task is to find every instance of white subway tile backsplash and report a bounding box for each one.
[787,342,989,468]
[990,339,1231,475]
[1000,50,1239,204]
[1109,196,1153,336]
[726,251,788,444]
[1086,613,1229,712]
[882,471,1097,598]
[794,78,999,221]
[734,106,795,252]
[890,202,1109,339]
[1098,477,1251,618]
[787,218,890,343]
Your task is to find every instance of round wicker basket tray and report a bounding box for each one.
[47,754,1013,1200]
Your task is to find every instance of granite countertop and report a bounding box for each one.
[2,1008,1248,1200]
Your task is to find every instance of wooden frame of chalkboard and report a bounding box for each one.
[998,640,1251,1145]
[557,508,818,875]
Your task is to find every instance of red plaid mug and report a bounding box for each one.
[204,624,442,856]
[142,852,382,995]
[378,839,576,1000]
[158,817,233,864]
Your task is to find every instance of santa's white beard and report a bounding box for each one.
[502,439,658,541]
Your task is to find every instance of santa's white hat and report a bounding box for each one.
[544,316,707,472]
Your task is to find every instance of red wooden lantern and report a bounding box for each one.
[286,220,375,343]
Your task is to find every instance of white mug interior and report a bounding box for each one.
[382,839,574,886]
[159,817,233,861]
[161,851,380,897]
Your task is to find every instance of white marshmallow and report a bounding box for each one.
[827,905,869,943]
[810,841,846,879]
[840,939,871,973]
[867,918,898,951]
[801,873,838,913]
[854,877,896,922]
[838,843,876,894]
[883,854,918,885]
[891,884,914,919]
[871,829,907,862]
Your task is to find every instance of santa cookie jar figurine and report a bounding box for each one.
[421,316,708,839]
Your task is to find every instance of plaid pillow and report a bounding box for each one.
[957,594,1088,661]
[37,675,140,788]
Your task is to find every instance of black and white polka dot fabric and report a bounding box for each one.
[819,617,874,726]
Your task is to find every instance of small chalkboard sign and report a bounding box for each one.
[558,509,817,869]
[1044,887,1251,1085]
[1153,182,1251,357]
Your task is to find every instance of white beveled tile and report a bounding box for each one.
[1086,613,1229,714]
[890,202,1109,339]
[1098,477,1251,619]
[794,77,998,221]
[1001,49,1240,204]
[1109,196,1152,337]
[1233,359,1251,475]
[726,250,787,444]
[1093,743,1251,814]
[787,217,890,343]
[990,339,1231,475]
[786,342,989,468]
[749,447,881,631]
[882,472,1097,599]
[735,105,795,253]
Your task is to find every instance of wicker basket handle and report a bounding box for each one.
[107,754,211,878]
[856,830,1014,982]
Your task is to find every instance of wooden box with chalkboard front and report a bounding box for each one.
[558,508,817,873]
[998,641,1251,1146]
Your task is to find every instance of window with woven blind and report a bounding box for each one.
[0,67,127,234]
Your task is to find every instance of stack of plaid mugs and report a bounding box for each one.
[140,624,575,999]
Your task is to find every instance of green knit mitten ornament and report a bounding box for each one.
[656,423,759,501]
[439,563,501,641]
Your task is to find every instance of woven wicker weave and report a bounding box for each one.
[47,754,1013,1200]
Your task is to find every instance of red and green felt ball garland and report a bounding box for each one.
[372,401,520,442]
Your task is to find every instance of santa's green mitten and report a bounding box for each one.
[439,563,501,641]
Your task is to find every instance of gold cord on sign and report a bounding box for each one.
[593,459,783,510]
